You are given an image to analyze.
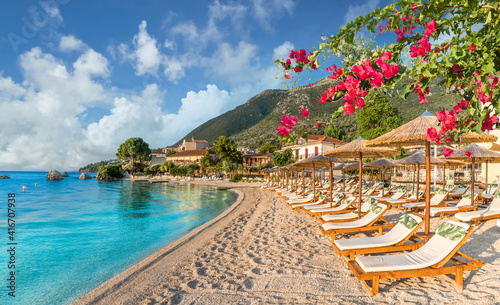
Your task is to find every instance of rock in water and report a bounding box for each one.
[61,171,69,177]
[0,174,10,179]
[79,173,92,180]
[46,170,64,181]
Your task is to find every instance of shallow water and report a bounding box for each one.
[0,172,236,305]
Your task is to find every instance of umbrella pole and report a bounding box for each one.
[425,140,431,235]
[302,169,305,196]
[329,161,333,206]
[443,165,446,189]
[382,169,385,197]
[358,152,363,219]
[416,163,420,194]
[343,170,346,191]
[471,157,475,206]
[486,160,489,187]
[413,165,416,192]
[313,164,316,197]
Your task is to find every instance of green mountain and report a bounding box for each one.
[174,77,460,148]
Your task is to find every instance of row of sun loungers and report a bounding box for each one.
[261,179,493,295]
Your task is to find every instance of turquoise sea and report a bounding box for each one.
[0,171,237,305]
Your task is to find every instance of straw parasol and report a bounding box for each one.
[293,155,349,204]
[445,144,500,204]
[365,158,404,196]
[366,111,497,236]
[397,151,445,195]
[324,137,399,218]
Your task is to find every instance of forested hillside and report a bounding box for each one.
[175,77,460,148]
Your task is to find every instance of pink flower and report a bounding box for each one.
[326,67,332,72]
[285,74,290,79]
[343,104,355,115]
[423,20,436,37]
[355,98,365,109]
[491,114,499,123]
[465,151,472,158]
[469,45,476,53]
[452,64,461,72]
[381,52,392,61]
[426,127,440,143]
[443,147,454,157]
[313,121,323,129]
[290,116,298,124]
[301,109,309,117]
[277,126,290,137]
[308,84,313,87]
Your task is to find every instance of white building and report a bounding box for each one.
[285,135,346,161]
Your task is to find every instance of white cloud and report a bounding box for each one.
[344,0,380,25]
[272,41,294,60]
[252,0,295,31]
[59,35,86,52]
[121,20,163,76]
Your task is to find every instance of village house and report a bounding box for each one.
[166,148,215,165]
[177,139,209,152]
[284,135,346,161]
[242,153,273,168]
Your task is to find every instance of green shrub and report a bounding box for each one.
[98,164,123,178]
[230,173,244,182]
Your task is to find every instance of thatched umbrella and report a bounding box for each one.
[293,155,349,204]
[366,111,497,235]
[445,144,500,205]
[437,157,464,189]
[365,158,404,196]
[397,151,445,194]
[324,137,399,218]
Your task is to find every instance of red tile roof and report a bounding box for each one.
[168,148,210,158]
[308,135,346,144]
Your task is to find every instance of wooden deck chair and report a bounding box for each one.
[430,193,479,219]
[291,195,328,211]
[301,194,345,212]
[332,213,424,261]
[318,199,375,223]
[347,221,485,295]
[448,184,469,199]
[455,195,500,225]
[308,196,356,217]
[376,186,407,202]
[371,186,394,198]
[480,183,499,200]
[387,191,425,210]
[402,189,449,211]
[319,203,394,240]
[286,192,316,205]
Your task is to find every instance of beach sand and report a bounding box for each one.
[74,182,500,305]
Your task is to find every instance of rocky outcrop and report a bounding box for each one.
[46,170,64,181]
[79,173,92,180]
[61,171,69,177]
[0,174,10,179]
[95,172,120,181]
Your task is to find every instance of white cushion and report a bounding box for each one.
[355,221,470,272]
[321,204,387,231]
[334,214,422,250]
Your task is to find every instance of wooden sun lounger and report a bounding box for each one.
[346,222,484,295]
[332,213,425,261]
[319,204,394,241]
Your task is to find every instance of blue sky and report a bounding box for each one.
[0,0,391,171]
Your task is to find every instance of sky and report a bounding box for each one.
[0,0,392,171]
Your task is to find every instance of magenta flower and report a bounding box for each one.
[426,127,440,143]
[452,64,461,72]
[301,109,309,117]
[443,147,454,157]
[465,151,472,158]
[469,45,476,53]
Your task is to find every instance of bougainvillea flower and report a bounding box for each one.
[343,103,355,115]
[423,20,437,37]
[301,109,309,117]
[285,74,290,79]
[452,64,461,72]
[469,45,477,53]
[426,127,440,143]
[465,151,472,158]
[277,126,290,137]
[313,121,323,129]
[443,147,454,157]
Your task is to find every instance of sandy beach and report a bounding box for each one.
[74,181,500,305]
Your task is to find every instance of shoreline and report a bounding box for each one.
[72,181,256,305]
[74,182,500,304]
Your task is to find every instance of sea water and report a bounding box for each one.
[0,172,237,305]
